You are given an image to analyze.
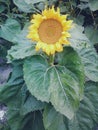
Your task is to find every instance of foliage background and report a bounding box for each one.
[0,0,98,130]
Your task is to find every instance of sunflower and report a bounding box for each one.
[27,6,72,55]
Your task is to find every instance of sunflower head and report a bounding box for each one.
[27,6,72,55]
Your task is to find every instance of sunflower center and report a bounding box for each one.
[38,19,63,44]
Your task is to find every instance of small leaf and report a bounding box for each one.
[24,0,45,4]
[13,0,45,12]
[43,105,67,130]
[0,65,12,85]
[0,5,6,13]
[85,26,98,45]
[20,95,46,115]
[89,0,98,11]
[0,66,23,104]
[72,15,85,26]
[13,0,34,12]
[69,24,89,48]
[7,42,36,62]
[0,19,21,42]
[84,81,98,122]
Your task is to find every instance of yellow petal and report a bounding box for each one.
[62,32,71,37]
[35,42,42,51]
[55,43,63,52]
[50,44,55,54]
[27,33,32,39]
[45,47,50,55]
[63,39,70,45]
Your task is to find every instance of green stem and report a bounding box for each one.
[49,55,55,66]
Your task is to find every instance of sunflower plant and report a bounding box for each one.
[0,0,98,130]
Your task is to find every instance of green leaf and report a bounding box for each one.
[13,0,34,12]
[7,42,36,62]
[21,112,45,130]
[84,81,98,122]
[7,24,37,62]
[6,94,44,130]
[72,15,85,26]
[6,88,24,130]
[0,65,23,103]
[0,64,45,130]
[6,87,45,130]
[57,47,84,99]
[23,55,50,102]
[6,85,45,130]
[43,81,98,130]
[67,97,95,130]
[85,26,98,45]
[69,24,89,48]
[78,46,98,82]
[0,5,6,13]
[20,95,46,116]
[24,54,83,119]
[69,24,98,82]
[0,19,21,42]
[24,0,45,4]
[13,0,45,13]
[67,81,98,130]
[8,63,23,84]
[12,23,33,45]
[89,0,98,11]
[0,69,24,130]
[43,105,68,130]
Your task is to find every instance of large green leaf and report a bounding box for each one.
[0,18,21,42]
[69,24,98,82]
[43,82,98,130]
[23,52,84,119]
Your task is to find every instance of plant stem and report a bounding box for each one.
[49,55,54,66]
